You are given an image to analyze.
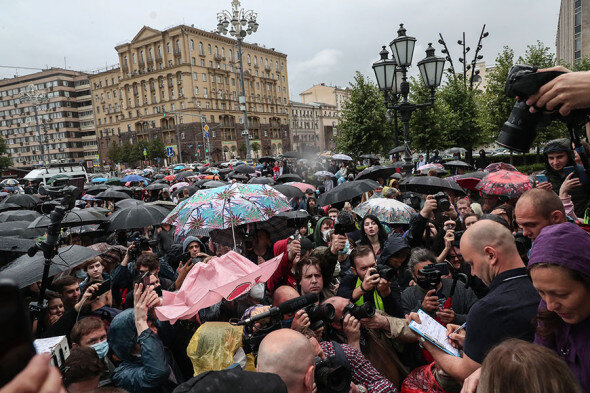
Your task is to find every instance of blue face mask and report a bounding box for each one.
[90,340,109,359]
[339,240,350,255]
[281,318,294,329]
[75,270,87,279]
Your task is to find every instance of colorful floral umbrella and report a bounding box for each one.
[353,198,416,225]
[163,183,291,241]
[484,162,517,173]
[475,170,532,198]
[0,179,19,186]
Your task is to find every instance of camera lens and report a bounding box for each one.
[497,100,541,153]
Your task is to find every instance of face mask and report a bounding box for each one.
[75,270,87,279]
[339,240,350,255]
[281,318,294,328]
[90,339,109,359]
[322,229,331,242]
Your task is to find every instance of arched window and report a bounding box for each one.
[247,54,251,64]
[199,42,204,55]
[190,39,194,50]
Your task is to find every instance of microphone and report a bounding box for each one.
[237,293,319,326]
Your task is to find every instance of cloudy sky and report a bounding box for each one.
[0,0,560,99]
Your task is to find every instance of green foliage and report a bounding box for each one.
[250,141,261,153]
[409,76,446,153]
[518,41,555,68]
[0,136,12,169]
[106,142,122,163]
[147,138,166,161]
[337,72,389,157]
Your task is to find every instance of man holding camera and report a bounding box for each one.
[337,245,404,318]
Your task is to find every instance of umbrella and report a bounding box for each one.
[175,171,196,180]
[121,174,146,183]
[91,177,108,183]
[360,154,379,160]
[80,206,110,215]
[64,224,106,236]
[1,179,19,186]
[1,194,41,208]
[234,165,255,174]
[355,165,399,181]
[28,210,108,228]
[332,154,353,161]
[202,181,229,189]
[108,204,171,230]
[174,165,185,170]
[210,216,295,248]
[47,174,70,185]
[154,251,282,323]
[317,179,380,206]
[82,194,100,201]
[276,174,302,183]
[417,163,444,172]
[85,184,109,195]
[278,209,310,220]
[0,237,35,252]
[475,170,532,198]
[450,171,486,191]
[0,210,41,223]
[484,162,518,173]
[154,174,166,180]
[353,198,416,225]
[0,221,45,238]
[164,175,176,182]
[105,177,122,185]
[248,177,275,185]
[0,245,100,288]
[444,147,467,155]
[399,176,465,195]
[281,151,301,159]
[115,199,145,209]
[95,190,131,201]
[285,182,315,193]
[145,182,170,191]
[163,183,291,240]
[146,200,177,211]
[169,182,190,193]
[273,184,304,198]
[0,202,22,212]
[443,160,472,168]
[229,173,249,182]
[389,146,407,155]
[314,171,335,178]
[258,156,276,164]
[171,186,198,198]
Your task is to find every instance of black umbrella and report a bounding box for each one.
[217,168,233,175]
[0,210,41,223]
[0,245,100,288]
[176,171,196,180]
[258,156,276,164]
[154,174,166,179]
[355,165,399,181]
[81,206,110,215]
[276,174,302,183]
[273,184,304,198]
[210,216,294,248]
[229,173,249,181]
[146,200,176,211]
[85,184,109,195]
[317,179,380,206]
[278,210,310,220]
[109,186,134,195]
[145,182,170,191]
[28,210,108,228]
[203,167,220,174]
[455,171,486,180]
[64,224,107,236]
[399,176,464,195]
[0,202,22,212]
[115,199,145,209]
[0,221,45,238]
[248,177,275,185]
[95,190,131,200]
[360,154,379,160]
[108,204,171,230]
[444,160,472,168]
[234,165,256,174]
[389,146,406,155]
[194,179,213,189]
[281,151,301,159]
[0,236,35,252]
[171,186,198,198]
[2,194,42,208]
[202,181,228,189]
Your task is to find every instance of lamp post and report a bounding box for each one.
[21,84,49,167]
[372,46,402,147]
[380,24,445,170]
[216,0,258,161]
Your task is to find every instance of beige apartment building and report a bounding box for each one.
[289,101,320,153]
[557,0,588,65]
[90,24,291,164]
[298,83,349,150]
[0,68,97,168]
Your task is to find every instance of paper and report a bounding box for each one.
[409,309,461,357]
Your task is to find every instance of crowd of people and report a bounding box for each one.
[1,67,590,393]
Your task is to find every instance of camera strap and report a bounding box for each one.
[331,342,352,375]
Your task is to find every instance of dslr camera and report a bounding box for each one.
[342,302,375,320]
[304,303,336,330]
[370,265,395,281]
[129,235,157,260]
[315,355,352,393]
[433,192,450,212]
[498,64,590,152]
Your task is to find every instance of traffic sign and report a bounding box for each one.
[143,148,147,157]
[166,146,174,157]
[203,124,210,132]
[204,132,209,139]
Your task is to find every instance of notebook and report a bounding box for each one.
[408,309,461,357]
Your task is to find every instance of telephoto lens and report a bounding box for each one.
[343,302,375,320]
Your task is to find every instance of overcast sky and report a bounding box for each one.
[0,0,560,99]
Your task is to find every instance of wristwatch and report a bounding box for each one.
[418,337,426,349]
[357,385,368,393]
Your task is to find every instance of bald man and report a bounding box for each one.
[515,188,567,241]
[412,220,540,383]
[257,329,316,393]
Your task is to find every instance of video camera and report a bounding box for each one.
[498,64,590,153]
[128,234,157,260]
[342,302,375,320]
[304,303,336,330]
[433,192,450,212]
[417,263,449,291]
[315,355,352,393]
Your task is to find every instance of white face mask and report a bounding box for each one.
[322,229,331,242]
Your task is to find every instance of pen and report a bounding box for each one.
[447,322,466,339]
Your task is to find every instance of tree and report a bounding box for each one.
[337,72,389,157]
[147,138,166,163]
[106,142,122,164]
[250,141,260,158]
[408,76,447,156]
[0,136,12,169]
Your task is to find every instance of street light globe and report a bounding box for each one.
[389,24,416,67]
[417,43,446,88]
[372,46,397,91]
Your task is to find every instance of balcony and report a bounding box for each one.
[174,49,182,58]
[214,54,224,62]
[122,64,129,72]
[138,59,145,68]
[156,53,162,61]
[147,56,154,64]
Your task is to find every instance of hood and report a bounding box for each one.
[183,236,206,253]
[543,138,576,175]
[528,222,590,277]
[107,308,138,362]
[313,216,331,247]
[378,233,410,265]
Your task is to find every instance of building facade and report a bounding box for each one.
[0,68,97,168]
[90,24,291,165]
[556,0,588,65]
[289,101,320,152]
[298,83,349,150]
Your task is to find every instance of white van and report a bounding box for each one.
[24,165,89,187]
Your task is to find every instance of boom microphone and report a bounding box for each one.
[237,293,318,326]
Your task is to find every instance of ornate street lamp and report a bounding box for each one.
[372,46,400,146]
[216,0,258,160]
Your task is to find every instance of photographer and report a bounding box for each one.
[337,245,403,318]
[401,248,477,326]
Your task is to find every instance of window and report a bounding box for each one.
[167,42,171,53]
[254,56,258,66]
[132,53,136,63]
[229,49,233,62]
[217,76,222,83]
[208,44,212,54]
[209,61,213,68]
[204,88,208,98]
[247,54,251,64]
[176,39,180,51]
[158,45,162,56]
[199,42,204,55]
[222,48,225,58]
[202,73,207,81]
[201,59,205,67]
[190,39,194,51]
[192,57,196,65]
[214,46,219,56]
[168,60,173,67]
[195,87,199,95]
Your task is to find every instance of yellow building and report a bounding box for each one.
[90,24,291,164]
[0,68,97,168]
